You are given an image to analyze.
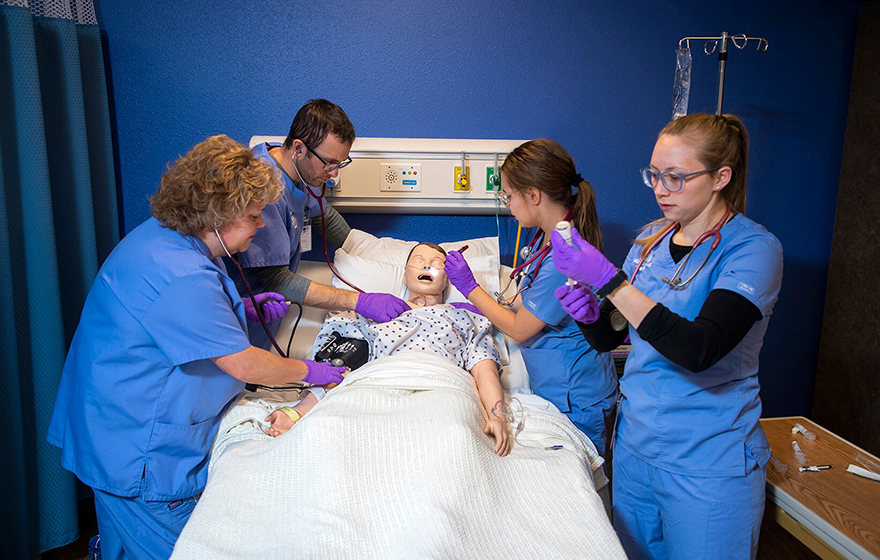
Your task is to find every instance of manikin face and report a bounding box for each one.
[293,134,353,187]
[217,203,266,254]
[404,244,448,296]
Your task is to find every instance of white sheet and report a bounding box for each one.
[173,352,623,559]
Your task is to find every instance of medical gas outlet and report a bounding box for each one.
[381,163,421,192]
[454,166,470,191]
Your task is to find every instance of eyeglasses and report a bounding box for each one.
[640,166,721,192]
[301,141,352,172]
[498,191,512,206]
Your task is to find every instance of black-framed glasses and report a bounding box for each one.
[301,141,352,172]
[640,166,721,192]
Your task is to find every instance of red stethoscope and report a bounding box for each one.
[629,204,734,288]
[495,209,572,306]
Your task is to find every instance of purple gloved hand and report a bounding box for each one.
[301,359,347,385]
[444,251,479,298]
[243,292,288,322]
[554,284,600,325]
[355,292,409,322]
[449,301,484,316]
[551,228,617,291]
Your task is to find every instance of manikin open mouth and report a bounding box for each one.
[418,274,433,281]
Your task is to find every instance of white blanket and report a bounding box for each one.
[172,352,624,559]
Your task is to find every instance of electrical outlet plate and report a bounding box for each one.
[380,163,421,192]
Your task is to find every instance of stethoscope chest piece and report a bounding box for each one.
[519,245,532,262]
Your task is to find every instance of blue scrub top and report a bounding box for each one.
[519,249,617,413]
[618,213,783,477]
[47,218,252,500]
[231,142,323,348]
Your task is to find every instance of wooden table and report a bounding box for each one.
[761,417,880,559]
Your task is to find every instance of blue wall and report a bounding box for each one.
[96,0,861,417]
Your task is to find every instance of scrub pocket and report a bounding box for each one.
[143,416,220,500]
[521,347,570,413]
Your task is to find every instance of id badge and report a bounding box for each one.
[300,219,312,253]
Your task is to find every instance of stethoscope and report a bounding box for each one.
[215,229,290,357]
[629,204,733,289]
[290,151,365,294]
[495,209,572,307]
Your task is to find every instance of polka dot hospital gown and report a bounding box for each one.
[313,304,499,371]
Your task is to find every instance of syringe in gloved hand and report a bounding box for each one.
[554,221,577,286]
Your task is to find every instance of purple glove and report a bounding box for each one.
[551,228,617,291]
[355,292,409,322]
[444,251,479,298]
[554,284,600,324]
[243,292,288,322]
[449,301,484,316]
[301,359,347,385]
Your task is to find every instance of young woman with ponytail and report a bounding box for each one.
[444,138,618,457]
[551,114,783,559]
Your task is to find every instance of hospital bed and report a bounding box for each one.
[171,231,624,559]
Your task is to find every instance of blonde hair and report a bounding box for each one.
[150,135,283,235]
[636,113,750,257]
[501,138,603,251]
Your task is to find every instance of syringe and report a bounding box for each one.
[554,221,577,286]
[791,441,807,465]
[791,422,817,441]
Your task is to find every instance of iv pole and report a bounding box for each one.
[678,32,769,115]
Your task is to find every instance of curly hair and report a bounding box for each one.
[150,135,284,235]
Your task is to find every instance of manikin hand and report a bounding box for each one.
[554,284,600,325]
[301,359,347,385]
[355,292,409,322]
[444,251,479,298]
[551,228,617,291]
[242,292,288,322]
[484,417,511,457]
[264,410,296,438]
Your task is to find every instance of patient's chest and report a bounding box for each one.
[321,305,497,370]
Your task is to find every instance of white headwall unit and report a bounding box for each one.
[249,136,527,214]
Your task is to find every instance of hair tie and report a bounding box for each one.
[570,173,583,187]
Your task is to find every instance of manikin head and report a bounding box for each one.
[404,242,448,302]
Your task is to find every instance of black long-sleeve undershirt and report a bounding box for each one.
[577,241,762,373]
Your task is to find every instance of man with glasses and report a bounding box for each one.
[235,99,408,350]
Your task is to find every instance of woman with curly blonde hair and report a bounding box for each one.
[48,135,348,558]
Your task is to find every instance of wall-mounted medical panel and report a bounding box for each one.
[249,136,527,214]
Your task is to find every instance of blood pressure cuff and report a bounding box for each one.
[314,331,370,371]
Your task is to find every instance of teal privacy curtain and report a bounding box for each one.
[0,0,119,555]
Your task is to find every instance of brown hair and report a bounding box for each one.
[283,99,356,150]
[501,138,603,251]
[406,242,447,263]
[636,113,750,257]
[150,135,283,235]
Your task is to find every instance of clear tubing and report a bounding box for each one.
[673,47,692,120]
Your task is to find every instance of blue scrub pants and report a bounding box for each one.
[565,389,617,458]
[93,488,198,559]
[612,444,765,560]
